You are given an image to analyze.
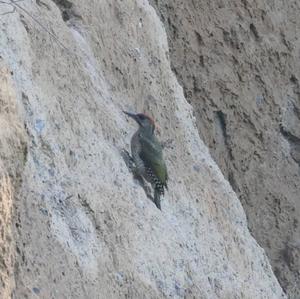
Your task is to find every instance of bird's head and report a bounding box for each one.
[123,111,155,133]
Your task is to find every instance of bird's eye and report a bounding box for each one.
[139,114,146,120]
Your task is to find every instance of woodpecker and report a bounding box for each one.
[123,111,168,210]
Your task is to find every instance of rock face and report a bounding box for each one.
[0,62,27,299]
[149,0,300,298]
[0,1,288,298]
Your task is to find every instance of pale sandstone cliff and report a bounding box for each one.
[149,1,300,298]
[0,1,289,298]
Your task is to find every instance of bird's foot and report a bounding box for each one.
[134,177,153,200]
[143,184,153,200]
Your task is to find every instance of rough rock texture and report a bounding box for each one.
[0,61,27,298]
[149,0,300,298]
[0,0,287,298]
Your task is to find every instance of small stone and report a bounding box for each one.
[193,165,201,172]
[32,287,40,294]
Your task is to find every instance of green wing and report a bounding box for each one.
[139,133,168,186]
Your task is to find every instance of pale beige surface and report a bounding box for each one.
[150,1,300,297]
[0,1,287,298]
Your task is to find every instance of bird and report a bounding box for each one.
[123,111,168,210]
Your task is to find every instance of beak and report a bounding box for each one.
[123,111,140,124]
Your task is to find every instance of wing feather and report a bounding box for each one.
[139,133,168,186]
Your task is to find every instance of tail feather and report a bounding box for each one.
[154,189,161,210]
